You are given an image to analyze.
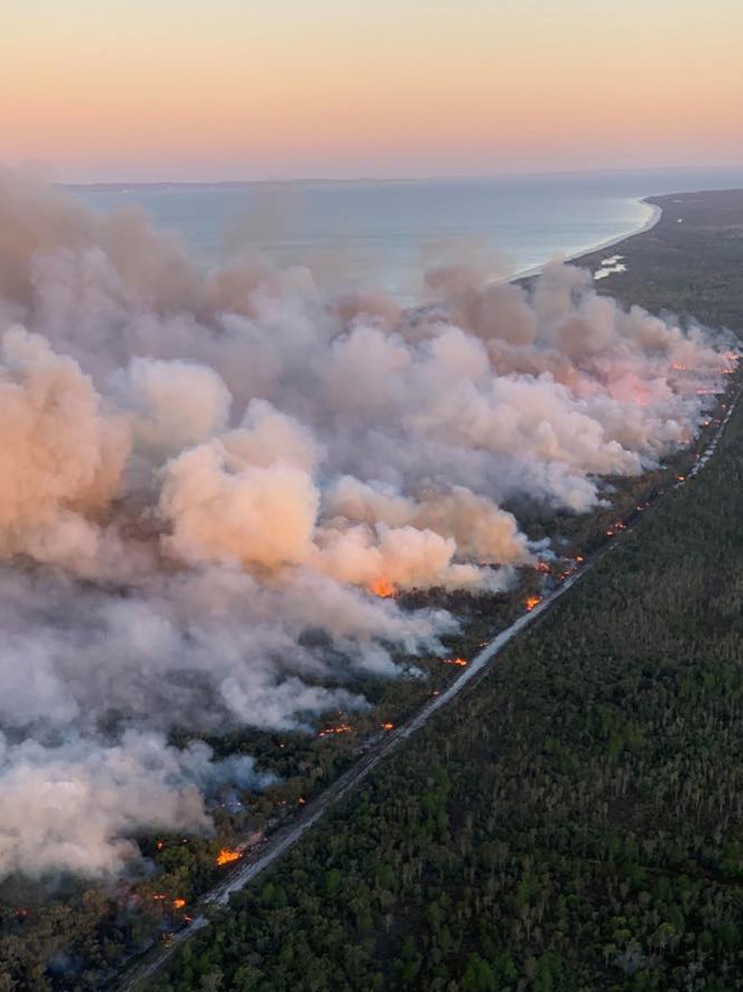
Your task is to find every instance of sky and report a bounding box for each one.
[1,0,742,182]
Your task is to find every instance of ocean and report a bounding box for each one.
[72,166,743,302]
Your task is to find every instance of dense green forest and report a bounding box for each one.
[145,352,743,992]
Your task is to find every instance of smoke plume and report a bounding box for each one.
[0,167,733,878]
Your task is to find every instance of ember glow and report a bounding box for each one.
[605,521,628,538]
[0,169,735,881]
[442,657,468,667]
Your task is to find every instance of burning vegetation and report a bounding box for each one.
[0,172,737,956]
[216,848,242,867]
[368,578,397,598]
[317,723,353,739]
[604,520,627,538]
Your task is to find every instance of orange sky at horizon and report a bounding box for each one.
[1,0,741,181]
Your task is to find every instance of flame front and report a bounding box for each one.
[216,848,242,866]
[318,723,352,738]
[525,595,542,611]
[369,577,397,598]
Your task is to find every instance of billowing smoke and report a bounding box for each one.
[0,732,273,878]
[0,167,733,878]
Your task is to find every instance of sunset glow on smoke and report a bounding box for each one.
[0,155,735,878]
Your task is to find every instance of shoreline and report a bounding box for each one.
[557,198,663,268]
[511,197,663,283]
[410,196,664,317]
[568,187,743,332]
[70,181,668,299]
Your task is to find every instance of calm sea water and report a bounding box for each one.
[73,167,743,301]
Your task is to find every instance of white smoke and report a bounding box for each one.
[0,167,734,878]
[0,731,272,878]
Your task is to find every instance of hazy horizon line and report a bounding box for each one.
[57,163,743,191]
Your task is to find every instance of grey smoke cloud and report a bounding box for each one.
[0,167,733,878]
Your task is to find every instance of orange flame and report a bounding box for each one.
[381,722,394,730]
[442,657,468,667]
[525,596,542,612]
[173,898,186,910]
[318,723,352,738]
[369,577,397,598]
[216,848,242,866]
[605,520,627,537]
